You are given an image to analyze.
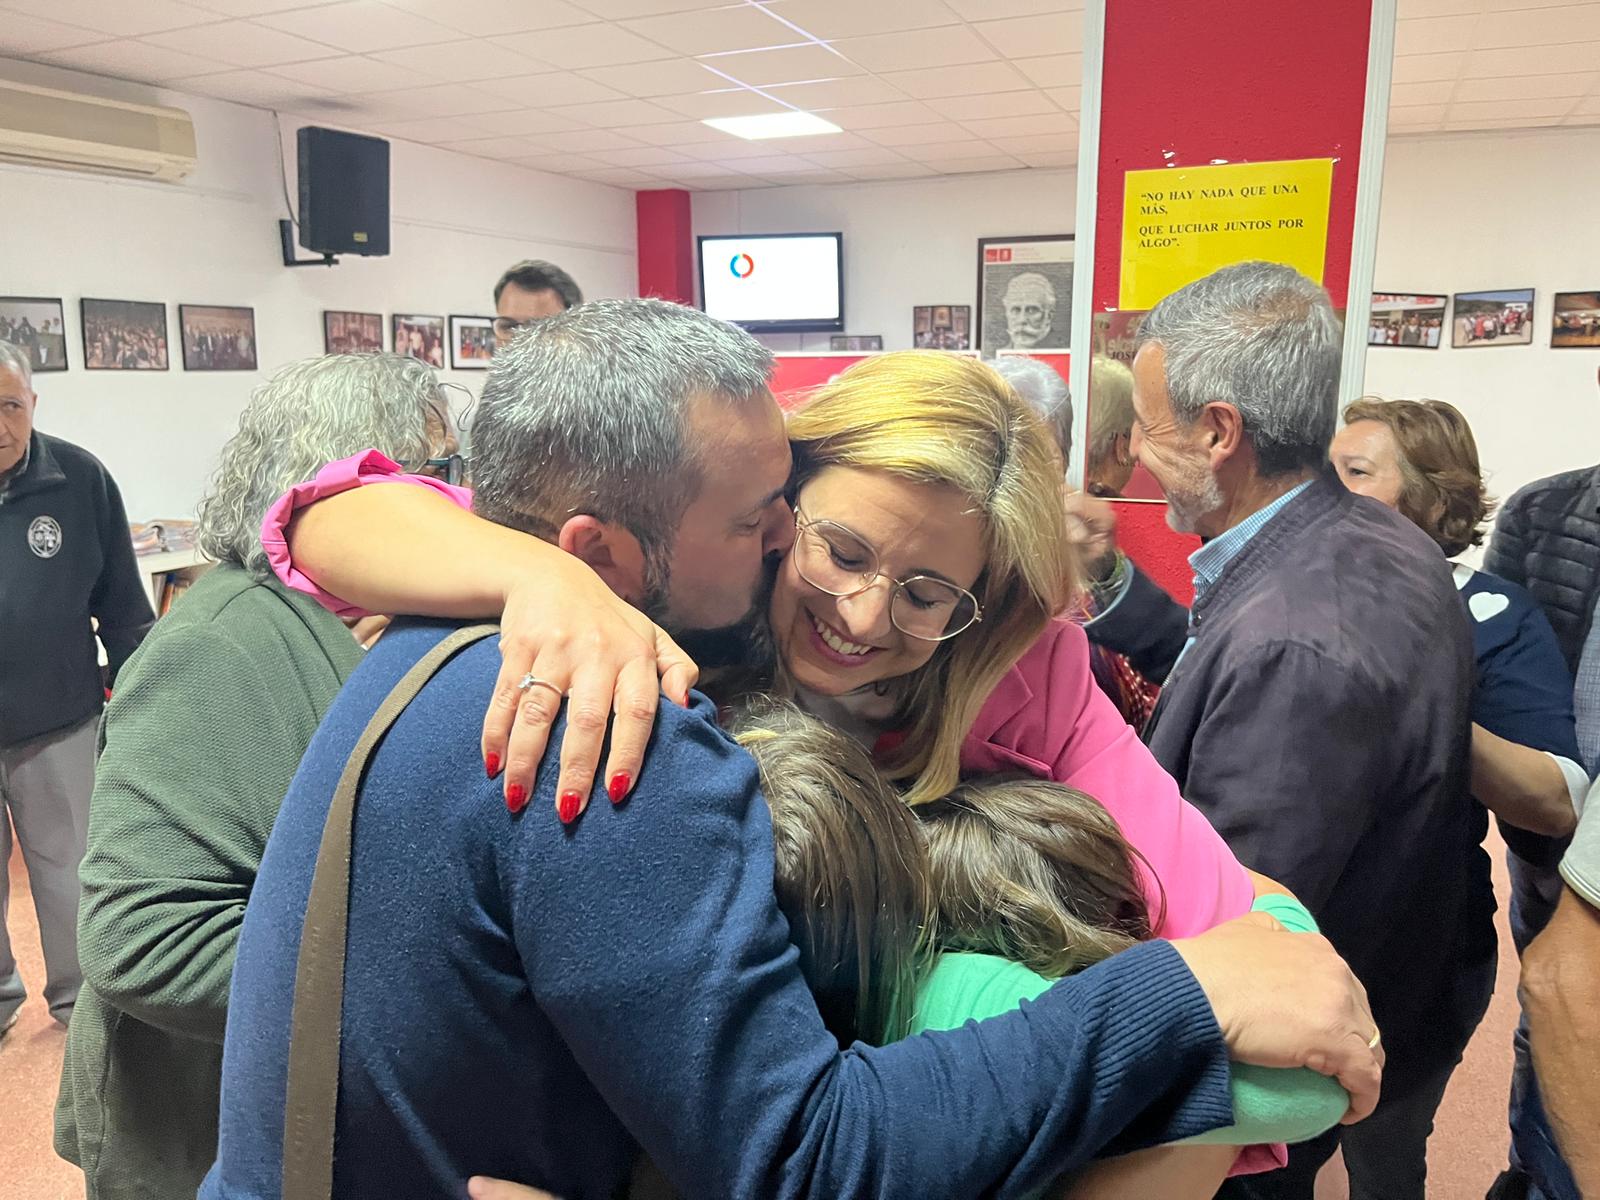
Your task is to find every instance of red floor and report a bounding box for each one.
[1,835,1526,1200]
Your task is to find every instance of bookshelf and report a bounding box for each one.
[138,546,214,612]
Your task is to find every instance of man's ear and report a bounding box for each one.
[1200,401,1246,467]
[557,515,647,604]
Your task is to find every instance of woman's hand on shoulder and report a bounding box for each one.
[468,1177,561,1200]
[484,556,698,822]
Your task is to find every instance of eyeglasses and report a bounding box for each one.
[403,453,469,486]
[792,510,982,642]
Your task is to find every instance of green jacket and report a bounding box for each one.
[55,565,364,1200]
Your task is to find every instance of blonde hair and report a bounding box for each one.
[785,352,1078,806]
[919,777,1155,978]
[730,700,933,1045]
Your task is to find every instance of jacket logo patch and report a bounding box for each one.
[1468,591,1509,622]
[27,514,62,558]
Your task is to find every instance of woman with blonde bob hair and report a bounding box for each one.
[262,341,1262,947]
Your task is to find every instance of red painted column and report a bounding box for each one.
[1086,0,1379,605]
[636,188,694,306]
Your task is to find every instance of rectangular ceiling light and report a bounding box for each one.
[702,111,842,140]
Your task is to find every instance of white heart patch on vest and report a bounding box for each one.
[1469,591,1510,622]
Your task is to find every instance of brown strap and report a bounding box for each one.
[282,623,500,1200]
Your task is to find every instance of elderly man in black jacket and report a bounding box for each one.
[1084,263,1488,1200]
[0,340,153,1034]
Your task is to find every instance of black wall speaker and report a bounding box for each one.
[297,126,390,257]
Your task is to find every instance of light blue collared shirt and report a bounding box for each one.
[1188,480,1314,603]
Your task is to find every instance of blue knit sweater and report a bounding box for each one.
[203,621,1233,1200]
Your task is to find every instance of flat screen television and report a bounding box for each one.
[698,232,843,333]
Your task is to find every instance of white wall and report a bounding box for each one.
[1364,126,1600,508]
[692,169,1075,353]
[0,57,637,521]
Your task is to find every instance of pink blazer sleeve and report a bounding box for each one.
[962,620,1255,940]
[260,450,475,619]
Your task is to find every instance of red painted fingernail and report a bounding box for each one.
[505,783,526,813]
[607,772,631,804]
[485,753,500,779]
[558,790,582,824]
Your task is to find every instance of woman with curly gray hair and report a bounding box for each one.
[53,352,455,1200]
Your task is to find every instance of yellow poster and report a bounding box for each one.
[1119,158,1334,311]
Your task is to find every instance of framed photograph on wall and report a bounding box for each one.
[450,315,496,369]
[1552,292,1600,348]
[829,335,883,351]
[912,305,972,350]
[393,314,445,368]
[1451,289,1535,348]
[324,310,384,353]
[0,296,68,372]
[179,305,257,371]
[976,235,1074,355]
[1368,293,1447,349]
[81,299,169,370]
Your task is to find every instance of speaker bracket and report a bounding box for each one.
[279,219,339,268]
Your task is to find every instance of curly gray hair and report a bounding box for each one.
[197,353,448,577]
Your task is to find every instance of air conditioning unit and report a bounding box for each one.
[0,80,197,182]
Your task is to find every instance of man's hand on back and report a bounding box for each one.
[1172,912,1383,1123]
[1062,490,1119,583]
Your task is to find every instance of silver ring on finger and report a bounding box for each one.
[1367,1028,1382,1051]
[515,673,565,700]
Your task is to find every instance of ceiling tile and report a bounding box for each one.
[834,26,999,72]
[1016,148,1074,167]
[367,39,549,80]
[655,88,787,118]
[366,114,503,141]
[669,172,765,189]
[183,0,350,13]
[434,134,555,157]
[944,0,1080,17]
[577,57,728,96]
[675,135,821,159]
[574,166,658,185]
[861,120,972,146]
[537,128,648,151]
[1396,0,1483,16]
[2,0,216,36]
[1470,40,1600,75]
[959,110,1073,139]
[0,12,107,53]
[1394,15,1481,54]
[586,145,699,165]
[813,99,941,128]
[745,167,849,184]
[1044,85,1078,110]
[728,153,829,173]
[509,151,612,171]
[760,75,907,106]
[576,0,735,16]
[624,118,734,144]
[839,161,935,179]
[933,154,1026,174]
[383,0,592,34]
[879,60,1033,98]
[1446,96,1579,120]
[492,22,675,68]
[899,137,998,161]
[271,55,419,91]
[485,109,588,135]
[1473,4,1600,49]
[544,97,685,126]
[1389,79,1457,105]
[176,67,336,105]
[971,11,1082,57]
[705,43,864,87]
[1013,53,1079,88]
[257,1,464,52]
[349,82,519,117]
[1443,114,1566,129]
[1390,51,1466,82]
[477,71,629,105]
[926,89,1057,121]
[141,20,344,68]
[621,5,802,55]
[800,145,910,167]
[1388,103,1450,124]
[34,39,223,81]
[656,158,761,176]
[1570,93,1600,113]
[760,129,871,151]
[770,0,961,39]
[1453,71,1598,102]
[988,131,1075,154]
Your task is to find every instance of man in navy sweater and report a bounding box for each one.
[205,301,1380,1199]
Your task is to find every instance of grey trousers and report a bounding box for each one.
[0,716,97,1023]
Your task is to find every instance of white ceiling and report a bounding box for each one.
[0,0,1596,192]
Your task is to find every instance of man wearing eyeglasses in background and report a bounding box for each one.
[493,260,582,349]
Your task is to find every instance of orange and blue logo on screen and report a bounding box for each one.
[729,253,755,279]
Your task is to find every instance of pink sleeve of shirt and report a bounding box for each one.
[260,449,475,619]
[964,621,1255,940]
